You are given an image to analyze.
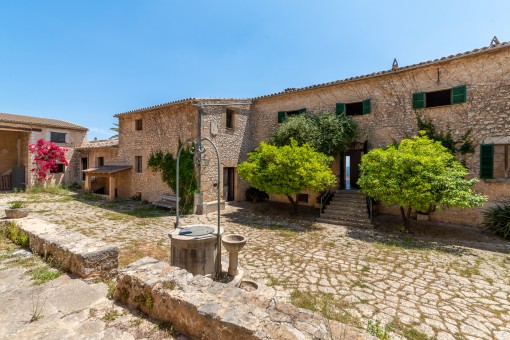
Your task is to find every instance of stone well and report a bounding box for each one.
[169,224,223,277]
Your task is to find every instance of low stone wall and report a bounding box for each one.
[115,257,372,340]
[3,217,118,278]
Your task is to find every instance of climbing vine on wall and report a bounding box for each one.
[417,115,475,157]
[147,142,197,214]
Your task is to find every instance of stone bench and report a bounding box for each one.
[114,257,373,340]
[152,194,178,210]
[3,217,118,278]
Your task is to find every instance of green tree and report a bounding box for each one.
[358,133,486,230]
[147,143,197,213]
[270,112,357,155]
[238,140,336,212]
[109,122,119,140]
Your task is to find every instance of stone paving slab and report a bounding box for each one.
[1,192,510,339]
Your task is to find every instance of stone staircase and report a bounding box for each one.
[317,190,373,228]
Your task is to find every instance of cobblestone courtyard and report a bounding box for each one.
[1,190,510,339]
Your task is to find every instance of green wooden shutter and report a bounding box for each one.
[278,111,286,123]
[362,99,371,114]
[335,103,345,115]
[480,144,494,179]
[451,85,467,104]
[412,92,425,109]
[298,108,307,114]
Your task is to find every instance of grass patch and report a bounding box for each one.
[30,265,62,285]
[102,309,121,322]
[1,221,29,248]
[289,290,360,327]
[367,320,391,340]
[403,328,429,340]
[119,241,168,268]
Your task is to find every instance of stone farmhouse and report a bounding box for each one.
[3,39,509,227]
[0,113,87,190]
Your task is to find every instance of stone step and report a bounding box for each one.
[317,217,372,228]
[328,200,366,208]
[319,213,372,224]
[326,205,368,213]
[334,190,366,197]
[321,209,368,219]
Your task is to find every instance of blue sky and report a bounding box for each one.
[1,0,509,140]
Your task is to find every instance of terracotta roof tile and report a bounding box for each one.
[83,165,132,174]
[0,112,87,131]
[77,139,119,150]
[253,41,510,100]
[115,98,252,117]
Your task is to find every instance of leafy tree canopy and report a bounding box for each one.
[270,112,358,155]
[238,140,336,212]
[358,133,486,229]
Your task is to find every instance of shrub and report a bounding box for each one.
[245,187,269,203]
[481,204,510,239]
[9,201,25,209]
[2,221,29,247]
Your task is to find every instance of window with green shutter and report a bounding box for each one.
[412,92,425,109]
[298,108,307,114]
[451,85,467,104]
[413,85,467,109]
[336,103,345,115]
[362,99,371,114]
[278,111,286,123]
[480,144,494,179]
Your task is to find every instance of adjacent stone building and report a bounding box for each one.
[0,112,87,189]
[76,39,509,226]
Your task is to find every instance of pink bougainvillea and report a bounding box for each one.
[28,139,68,182]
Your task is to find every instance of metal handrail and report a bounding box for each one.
[366,195,373,221]
[319,190,333,217]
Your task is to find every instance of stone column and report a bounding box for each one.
[108,175,116,200]
[84,173,91,192]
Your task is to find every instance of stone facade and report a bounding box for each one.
[0,118,87,187]
[250,43,510,225]
[82,42,510,226]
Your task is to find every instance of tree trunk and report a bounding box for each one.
[399,206,412,232]
[286,195,299,214]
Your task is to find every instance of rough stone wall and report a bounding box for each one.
[116,105,197,202]
[0,123,86,186]
[199,99,253,203]
[251,46,510,225]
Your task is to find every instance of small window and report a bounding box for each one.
[50,132,66,143]
[338,99,371,116]
[413,85,467,109]
[135,119,143,131]
[277,108,306,123]
[481,144,510,179]
[226,109,234,129]
[135,156,143,173]
[97,157,104,167]
[297,193,309,203]
[50,164,65,173]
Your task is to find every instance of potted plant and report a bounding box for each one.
[5,201,29,219]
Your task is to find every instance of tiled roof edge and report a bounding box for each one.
[253,41,510,100]
[115,98,252,117]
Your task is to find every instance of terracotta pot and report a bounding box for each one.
[5,209,29,219]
